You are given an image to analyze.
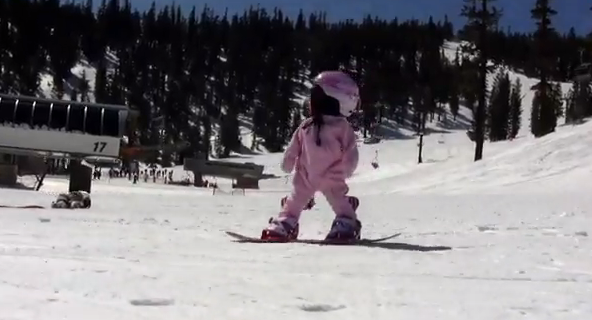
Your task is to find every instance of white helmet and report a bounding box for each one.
[313,71,360,117]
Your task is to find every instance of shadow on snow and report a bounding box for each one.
[231,239,452,251]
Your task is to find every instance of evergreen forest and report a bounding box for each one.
[1,0,591,163]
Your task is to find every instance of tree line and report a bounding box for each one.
[0,0,590,163]
[460,0,591,161]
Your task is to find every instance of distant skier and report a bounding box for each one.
[262,70,361,241]
[51,191,91,209]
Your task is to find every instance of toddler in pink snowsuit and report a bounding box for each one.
[262,71,361,241]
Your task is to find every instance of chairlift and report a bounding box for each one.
[574,63,592,82]
[371,150,379,169]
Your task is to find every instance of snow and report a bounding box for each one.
[1,42,591,319]
[1,168,591,319]
[38,61,97,102]
[2,110,592,319]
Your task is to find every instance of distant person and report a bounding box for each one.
[262,71,361,241]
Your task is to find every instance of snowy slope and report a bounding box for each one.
[1,128,591,319]
[2,42,590,319]
[443,40,573,137]
[2,83,592,320]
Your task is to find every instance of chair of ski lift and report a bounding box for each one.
[371,150,379,169]
[574,63,592,83]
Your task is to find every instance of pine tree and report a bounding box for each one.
[530,0,559,137]
[448,49,462,120]
[508,78,522,139]
[460,0,501,160]
[214,130,224,158]
[79,70,91,102]
[565,81,592,124]
[552,82,564,119]
[94,60,108,103]
[531,81,563,136]
[487,69,511,141]
[449,80,460,120]
[565,84,577,124]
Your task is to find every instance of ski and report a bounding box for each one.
[225,231,402,245]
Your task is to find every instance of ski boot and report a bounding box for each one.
[281,196,315,211]
[325,215,362,241]
[261,216,299,241]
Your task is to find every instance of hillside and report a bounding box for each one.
[35,58,272,156]
[3,0,589,169]
[210,41,582,194]
[6,53,590,318]
[30,52,592,196]
[2,37,591,320]
[33,37,576,172]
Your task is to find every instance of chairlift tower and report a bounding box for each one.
[0,93,136,192]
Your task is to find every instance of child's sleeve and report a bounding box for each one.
[342,123,359,178]
[281,127,302,173]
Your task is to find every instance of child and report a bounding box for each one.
[262,71,360,241]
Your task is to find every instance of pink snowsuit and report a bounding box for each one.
[280,115,359,220]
